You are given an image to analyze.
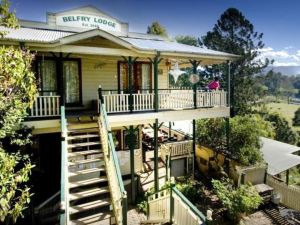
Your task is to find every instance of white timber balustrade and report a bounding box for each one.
[103,91,130,113]
[102,90,227,113]
[29,95,60,117]
[197,90,227,107]
[133,90,154,111]
[160,140,193,162]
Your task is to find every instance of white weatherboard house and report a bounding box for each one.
[0,5,238,225]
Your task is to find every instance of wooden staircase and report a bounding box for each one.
[66,121,115,225]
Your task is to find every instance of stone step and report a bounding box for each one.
[70,211,113,225]
[69,198,110,214]
[69,177,108,188]
[68,149,102,158]
[67,134,99,140]
[69,187,109,201]
[68,141,101,149]
[68,157,103,166]
[69,166,105,177]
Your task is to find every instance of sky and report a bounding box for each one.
[9,0,300,67]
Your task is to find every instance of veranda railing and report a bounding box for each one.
[102,89,227,113]
[98,86,127,225]
[29,94,60,117]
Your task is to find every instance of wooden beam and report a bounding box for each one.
[154,119,159,192]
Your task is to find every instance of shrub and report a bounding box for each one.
[212,179,262,222]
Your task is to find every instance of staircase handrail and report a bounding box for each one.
[60,106,69,225]
[98,86,127,225]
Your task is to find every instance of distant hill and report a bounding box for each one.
[266,66,300,76]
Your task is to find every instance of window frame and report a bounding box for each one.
[117,61,152,93]
[34,56,82,106]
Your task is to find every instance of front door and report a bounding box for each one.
[118,62,152,93]
[63,60,81,105]
[36,58,81,106]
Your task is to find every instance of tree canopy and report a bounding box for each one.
[200,8,271,116]
[196,115,274,166]
[147,21,168,37]
[175,35,199,47]
[0,0,37,223]
[293,108,300,127]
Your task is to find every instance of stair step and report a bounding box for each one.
[68,127,99,133]
[68,141,101,149]
[69,177,108,188]
[69,166,105,177]
[70,211,112,225]
[69,187,109,201]
[67,134,99,140]
[69,199,110,214]
[68,149,102,157]
[69,157,103,166]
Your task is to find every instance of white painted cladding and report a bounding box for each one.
[80,57,169,106]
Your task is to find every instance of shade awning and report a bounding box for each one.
[260,137,300,175]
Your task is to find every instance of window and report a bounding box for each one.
[37,59,57,95]
[35,57,82,105]
[118,62,152,92]
[63,61,80,104]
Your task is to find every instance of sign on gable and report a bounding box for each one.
[56,14,122,32]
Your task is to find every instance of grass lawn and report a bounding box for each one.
[265,102,300,129]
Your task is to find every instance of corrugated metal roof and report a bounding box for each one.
[260,137,300,175]
[122,37,236,57]
[0,27,238,59]
[0,26,74,43]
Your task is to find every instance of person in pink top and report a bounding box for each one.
[208,77,220,90]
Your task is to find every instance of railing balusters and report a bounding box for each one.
[102,90,227,113]
[29,95,61,117]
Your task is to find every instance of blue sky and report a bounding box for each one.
[10,0,300,67]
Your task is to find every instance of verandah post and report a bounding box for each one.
[129,125,136,203]
[169,184,175,224]
[154,119,159,192]
[192,119,196,178]
[149,53,162,112]
[226,61,231,155]
[98,85,103,114]
[122,56,138,113]
[189,60,201,109]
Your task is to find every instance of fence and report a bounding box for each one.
[147,186,206,225]
[267,175,300,211]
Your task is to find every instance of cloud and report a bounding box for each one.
[284,46,294,50]
[258,47,300,66]
[273,62,299,67]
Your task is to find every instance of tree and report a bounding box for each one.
[196,115,274,166]
[0,0,37,223]
[175,35,199,46]
[147,21,168,37]
[293,108,300,126]
[266,112,298,144]
[200,8,272,116]
[212,179,262,223]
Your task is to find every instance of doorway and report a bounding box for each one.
[118,61,152,93]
